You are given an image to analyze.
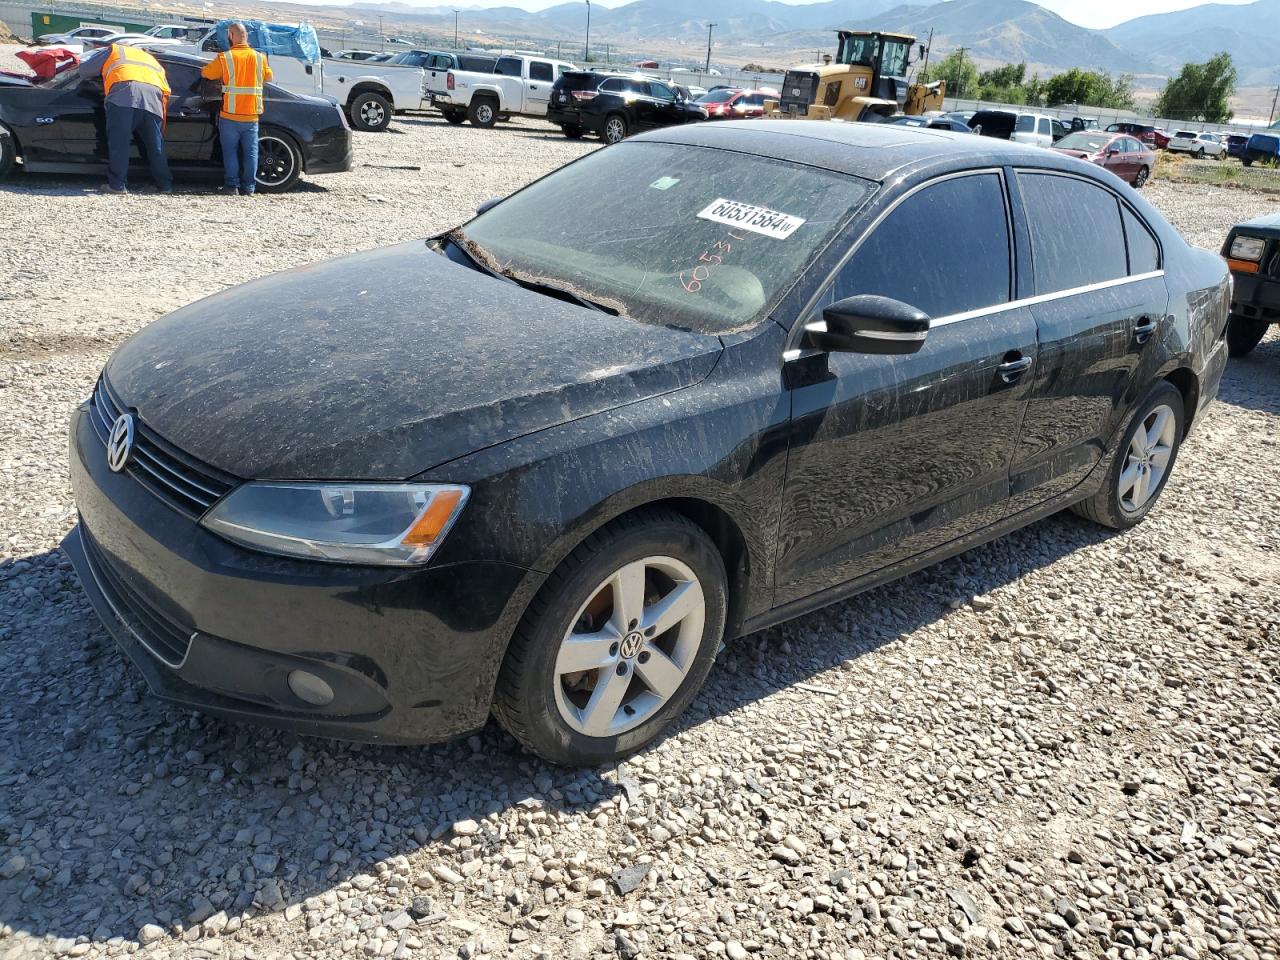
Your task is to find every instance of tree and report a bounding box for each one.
[1043,68,1136,110]
[977,62,1028,104]
[1154,52,1236,122]
[919,49,978,99]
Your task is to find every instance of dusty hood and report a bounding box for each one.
[105,241,722,480]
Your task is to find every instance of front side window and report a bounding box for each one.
[838,34,877,66]
[835,173,1011,319]
[529,60,553,82]
[880,39,910,77]
[1018,173,1127,294]
[1038,118,1051,136]
[647,81,674,102]
[460,142,874,335]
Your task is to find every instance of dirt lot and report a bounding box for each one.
[1,45,1278,960]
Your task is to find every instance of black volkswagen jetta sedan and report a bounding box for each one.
[0,51,351,192]
[66,122,1229,765]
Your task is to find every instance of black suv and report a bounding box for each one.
[548,71,706,143]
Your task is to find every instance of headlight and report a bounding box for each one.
[202,483,469,565]
[1229,235,1266,261]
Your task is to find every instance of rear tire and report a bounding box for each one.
[349,92,392,132]
[492,509,727,766]
[468,97,498,128]
[1070,381,1184,531]
[1195,147,1205,159]
[0,125,15,180]
[602,112,628,145]
[1133,166,1149,188]
[561,124,584,139]
[443,110,466,126]
[1227,315,1269,357]
[1243,158,1254,167]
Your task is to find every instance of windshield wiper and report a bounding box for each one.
[502,275,619,315]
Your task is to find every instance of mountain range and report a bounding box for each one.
[331,0,1280,82]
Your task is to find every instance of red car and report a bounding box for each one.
[1053,131,1156,187]
[1106,121,1170,149]
[695,88,768,119]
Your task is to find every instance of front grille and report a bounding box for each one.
[89,378,237,518]
[82,529,195,667]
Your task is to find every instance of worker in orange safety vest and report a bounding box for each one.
[79,43,172,194]
[200,22,273,195]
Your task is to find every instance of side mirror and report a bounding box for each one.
[475,196,503,215]
[801,295,930,355]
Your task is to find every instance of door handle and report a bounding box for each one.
[997,355,1033,382]
[1134,316,1158,344]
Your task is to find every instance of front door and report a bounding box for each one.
[158,62,217,164]
[1005,171,1169,511]
[775,171,1039,604]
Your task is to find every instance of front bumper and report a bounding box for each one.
[1230,270,1280,323]
[65,403,534,745]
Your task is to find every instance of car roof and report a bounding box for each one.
[634,119,1070,182]
[1238,212,1280,231]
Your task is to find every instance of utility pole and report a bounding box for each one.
[955,45,966,99]
[453,9,459,50]
[705,22,716,73]
[1269,82,1280,126]
[584,0,590,63]
[377,14,383,51]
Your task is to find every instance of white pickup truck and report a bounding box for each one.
[181,29,429,132]
[427,53,576,127]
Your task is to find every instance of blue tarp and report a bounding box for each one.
[212,19,320,64]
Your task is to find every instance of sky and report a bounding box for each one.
[423,0,1257,30]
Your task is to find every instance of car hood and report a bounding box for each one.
[105,241,723,480]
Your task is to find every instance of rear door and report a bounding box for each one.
[493,56,524,111]
[776,170,1039,602]
[525,59,554,114]
[1006,171,1168,511]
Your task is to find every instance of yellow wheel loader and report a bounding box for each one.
[766,30,946,123]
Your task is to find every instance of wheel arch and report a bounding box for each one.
[346,82,393,107]
[0,119,23,160]
[1163,365,1200,434]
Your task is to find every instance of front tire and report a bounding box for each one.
[349,92,392,132]
[255,130,302,193]
[493,509,727,766]
[1227,315,1269,357]
[1070,381,1184,530]
[468,97,498,128]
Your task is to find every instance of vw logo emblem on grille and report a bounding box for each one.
[106,413,135,473]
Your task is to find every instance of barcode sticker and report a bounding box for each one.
[696,198,806,239]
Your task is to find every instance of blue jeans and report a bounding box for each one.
[106,103,171,191]
[218,117,258,193]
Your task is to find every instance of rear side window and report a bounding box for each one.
[1018,173,1127,293]
[495,57,522,76]
[835,173,1011,318]
[1122,208,1160,274]
[646,81,674,101]
[457,56,495,72]
[598,77,623,93]
[529,60,553,82]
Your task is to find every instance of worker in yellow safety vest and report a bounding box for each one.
[79,43,172,194]
[200,22,274,195]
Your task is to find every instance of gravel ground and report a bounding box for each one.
[2,44,1279,960]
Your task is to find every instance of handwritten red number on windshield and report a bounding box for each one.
[680,273,702,293]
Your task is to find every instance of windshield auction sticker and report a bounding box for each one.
[697,198,806,239]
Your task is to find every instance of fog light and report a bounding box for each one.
[287,670,334,706]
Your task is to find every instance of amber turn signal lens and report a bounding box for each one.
[401,488,466,547]
[1227,258,1260,274]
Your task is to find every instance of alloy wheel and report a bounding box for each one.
[476,104,494,124]
[1118,403,1177,514]
[361,100,386,127]
[256,136,295,188]
[553,556,704,738]
[1134,167,1148,187]
[605,117,626,144]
